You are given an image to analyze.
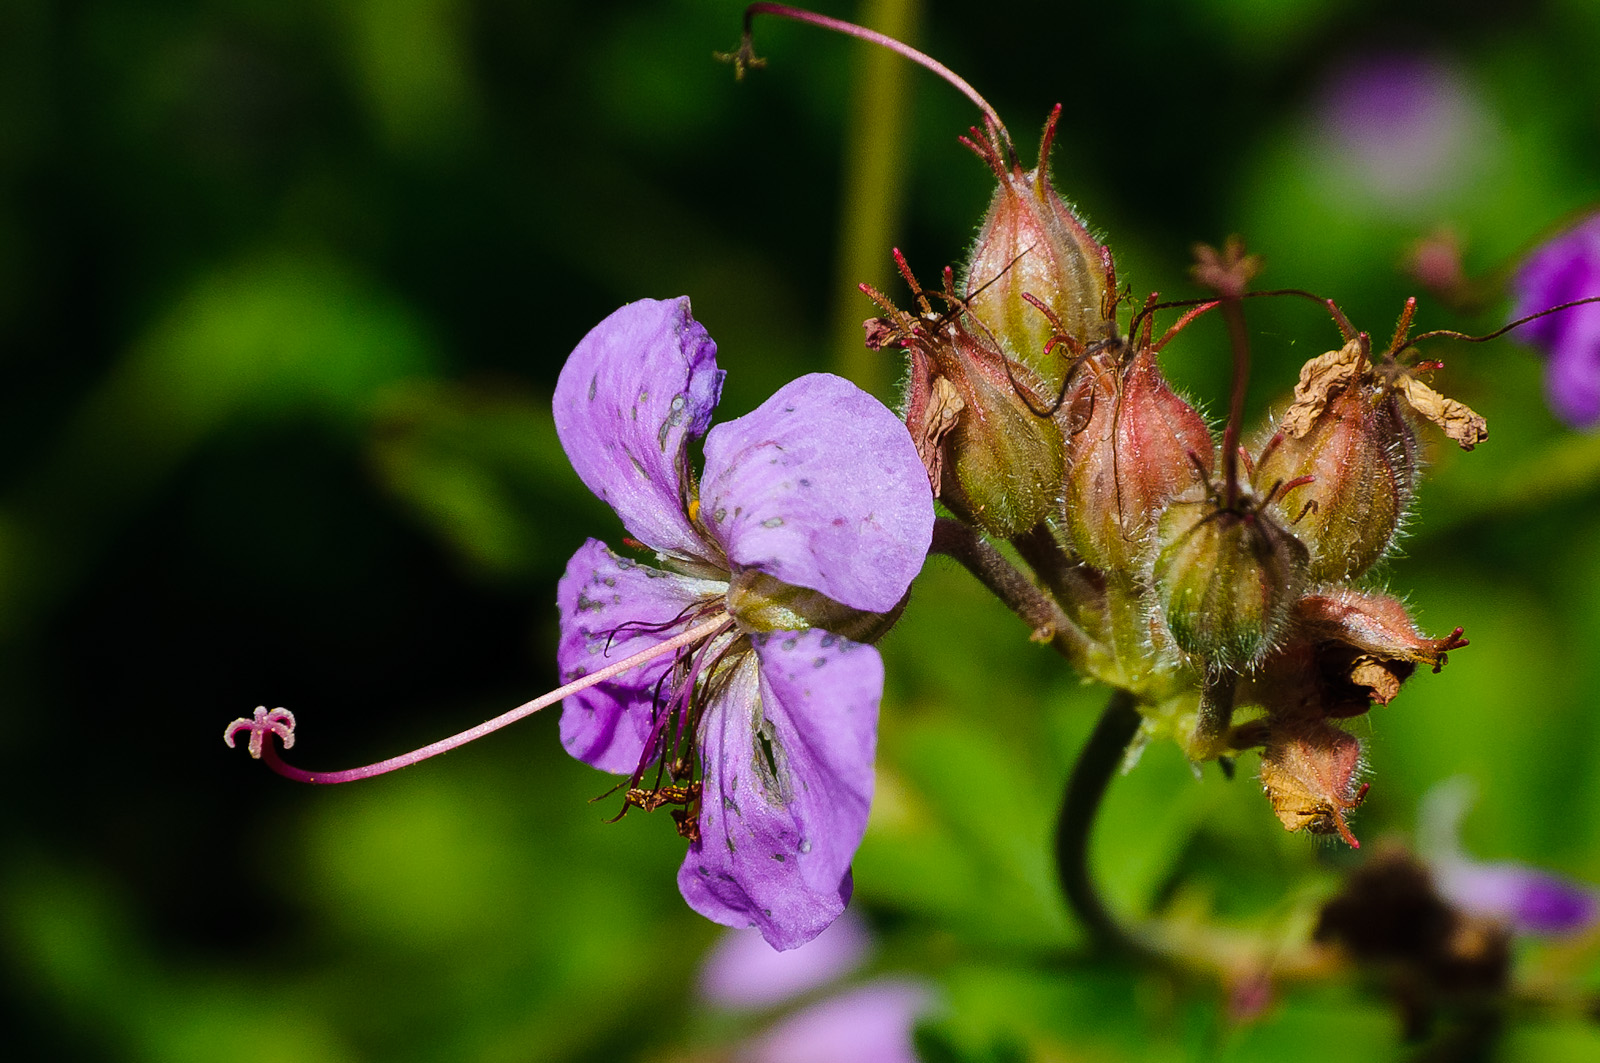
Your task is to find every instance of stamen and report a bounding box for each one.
[633,621,736,788]
[225,614,730,785]
[223,706,296,759]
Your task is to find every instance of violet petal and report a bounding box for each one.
[1510,215,1600,427]
[1542,299,1600,426]
[1314,53,1483,206]
[556,538,726,774]
[553,297,726,559]
[678,628,881,951]
[700,373,933,615]
[1437,860,1600,937]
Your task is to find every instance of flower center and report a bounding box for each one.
[604,601,745,842]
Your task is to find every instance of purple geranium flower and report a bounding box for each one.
[552,297,933,950]
[1420,778,1599,937]
[1511,213,1600,427]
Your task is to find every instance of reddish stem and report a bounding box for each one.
[1151,300,1221,352]
[1219,297,1251,511]
[742,3,1011,155]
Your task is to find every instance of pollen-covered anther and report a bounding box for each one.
[223,706,297,760]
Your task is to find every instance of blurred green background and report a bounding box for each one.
[4,0,1600,1059]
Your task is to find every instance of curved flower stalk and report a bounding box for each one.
[553,297,934,949]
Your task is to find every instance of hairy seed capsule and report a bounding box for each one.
[1255,340,1419,582]
[933,340,1065,538]
[1151,493,1309,669]
[1258,716,1368,848]
[960,111,1115,393]
[1064,346,1215,574]
[876,288,1067,540]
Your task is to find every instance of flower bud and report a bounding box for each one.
[934,342,1064,537]
[1151,493,1309,669]
[876,290,1065,539]
[960,112,1115,391]
[1064,346,1215,573]
[1255,339,1419,582]
[1258,716,1368,848]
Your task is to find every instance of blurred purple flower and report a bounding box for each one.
[1420,778,1599,937]
[697,908,933,1062]
[552,297,934,950]
[1510,214,1600,427]
[738,981,933,1063]
[700,908,873,1011]
[1313,52,1487,207]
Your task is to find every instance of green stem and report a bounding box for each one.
[1054,687,1154,958]
[930,518,1097,667]
[1009,523,1103,615]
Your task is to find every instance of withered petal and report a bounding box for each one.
[1280,339,1367,439]
[1394,373,1489,450]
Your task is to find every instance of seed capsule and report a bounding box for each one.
[1064,345,1215,574]
[1258,716,1368,848]
[1151,493,1309,669]
[1256,338,1418,582]
[961,109,1115,391]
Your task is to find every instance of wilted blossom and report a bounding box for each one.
[1420,777,1598,936]
[554,297,933,950]
[699,910,933,1063]
[1510,213,1600,427]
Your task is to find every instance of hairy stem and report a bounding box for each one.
[931,517,1096,667]
[1010,523,1104,616]
[1190,669,1238,759]
[1054,688,1154,958]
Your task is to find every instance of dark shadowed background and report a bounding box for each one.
[4,1,1600,1059]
